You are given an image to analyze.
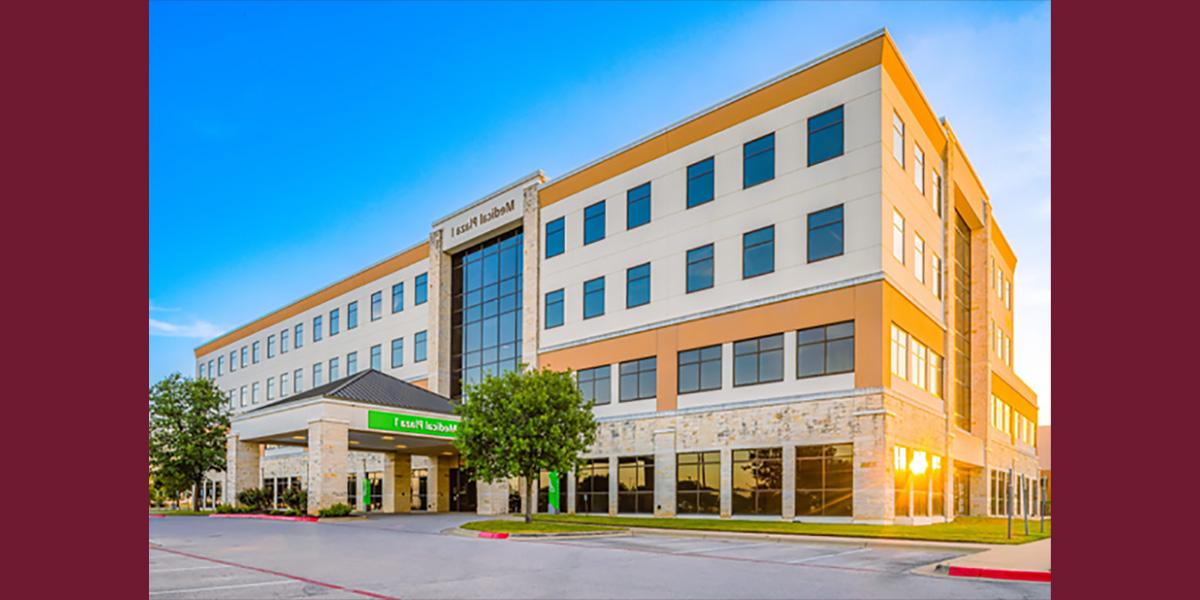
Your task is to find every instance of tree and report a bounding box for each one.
[149,373,231,511]
[453,366,597,523]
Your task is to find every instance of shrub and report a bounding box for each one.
[281,487,308,513]
[318,503,353,518]
[236,487,271,512]
[215,503,253,514]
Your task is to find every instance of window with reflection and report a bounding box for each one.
[687,157,715,208]
[732,447,782,515]
[617,456,654,513]
[451,227,523,399]
[676,451,719,514]
[733,333,783,386]
[576,458,609,514]
[797,321,854,378]
[678,344,721,394]
[796,443,853,516]
[807,105,844,166]
[743,133,775,188]
[618,357,656,402]
[576,365,611,405]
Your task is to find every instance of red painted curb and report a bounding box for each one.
[947,566,1051,583]
[209,513,319,523]
[148,514,165,518]
[477,531,509,539]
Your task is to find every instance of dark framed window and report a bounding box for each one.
[370,291,382,321]
[626,182,651,230]
[617,456,655,514]
[807,105,845,166]
[618,357,656,402]
[329,308,340,336]
[267,335,275,359]
[240,346,247,367]
[576,458,610,514]
[545,289,564,329]
[280,329,289,353]
[252,341,260,363]
[686,243,714,293]
[294,323,303,348]
[797,321,855,378]
[687,157,715,208]
[796,443,853,516]
[676,451,720,514]
[742,225,775,279]
[391,337,404,368]
[626,262,650,308]
[414,330,427,362]
[583,201,606,245]
[807,205,844,262]
[346,351,358,375]
[583,276,605,319]
[313,315,323,342]
[577,365,611,405]
[347,301,358,330]
[392,282,404,313]
[545,216,565,258]
[370,344,381,371]
[742,133,775,188]
[328,357,340,380]
[732,447,782,516]
[678,344,721,394]
[733,333,784,386]
[415,273,428,305]
[451,228,522,398]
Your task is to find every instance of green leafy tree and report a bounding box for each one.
[454,366,597,523]
[149,373,231,511]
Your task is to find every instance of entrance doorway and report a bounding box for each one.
[449,467,477,512]
[412,469,428,511]
[954,466,972,516]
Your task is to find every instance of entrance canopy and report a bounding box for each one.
[231,369,459,453]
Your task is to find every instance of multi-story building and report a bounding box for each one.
[194,29,1041,523]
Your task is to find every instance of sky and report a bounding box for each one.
[150,1,1051,423]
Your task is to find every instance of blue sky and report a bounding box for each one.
[150,1,1051,422]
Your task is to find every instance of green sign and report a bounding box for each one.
[367,410,458,438]
[548,471,561,512]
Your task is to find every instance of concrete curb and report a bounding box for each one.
[621,526,995,552]
[209,513,318,523]
[936,564,1051,583]
[444,526,627,540]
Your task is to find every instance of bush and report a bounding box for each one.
[281,487,308,513]
[318,503,353,518]
[236,487,271,512]
[215,503,253,514]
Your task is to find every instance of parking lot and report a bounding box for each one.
[150,514,1050,599]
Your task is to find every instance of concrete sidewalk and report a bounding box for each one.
[930,538,1050,582]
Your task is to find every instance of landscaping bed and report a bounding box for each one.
[461,519,623,536]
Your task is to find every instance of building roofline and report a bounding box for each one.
[431,170,545,228]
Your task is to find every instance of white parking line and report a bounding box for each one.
[150,579,299,595]
[150,565,234,574]
[678,542,774,555]
[787,547,870,564]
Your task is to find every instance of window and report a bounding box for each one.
[312,363,323,387]
[252,341,261,364]
[267,335,276,359]
[932,170,943,218]
[414,331,427,362]
[891,325,909,380]
[733,333,784,386]
[807,205,844,262]
[415,273,428,305]
[583,201,606,245]
[677,451,720,514]
[686,157,715,208]
[686,243,714,293]
[240,346,248,368]
[293,368,303,393]
[392,282,404,313]
[742,225,774,279]
[910,338,927,390]
[198,363,206,380]
[347,302,358,330]
[929,352,943,398]
[295,322,304,348]
[626,263,650,308]
[892,113,905,166]
[807,105,844,166]
[544,289,564,329]
[618,357,656,402]
[914,144,925,193]
[330,309,340,337]
[678,345,721,394]
[328,357,340,380]
[371,292,382,321]
[217,356,225,376]
[892,210,905,263]
[266,377,275,401]
[732,447,782,515]
[626,182,651,230]
[797,321,854,378]
[743,133,775,188]
[545,216,565,258]
[583,276,605,319]
[617,456,654,514]
[280,329,289,354]
[932,254,944,300]
[391,338,404,368]
[279,372,289,397]
[1004,279,1012,310]
[914,234,925,283]
[796,443,853,516]
[370,344,381,371]
[451,228,523,397]
[894,445,908,516]
[239,386,246,407]
[576,458,609,514]
[577,365,611,405]
[251,382,259,404]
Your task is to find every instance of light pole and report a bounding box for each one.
[1007,462,1014,540]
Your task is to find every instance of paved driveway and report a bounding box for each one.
[149,514,1050,599]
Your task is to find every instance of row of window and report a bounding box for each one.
[223,332,428,409]
[889,324,944,398]
[992,319,1013,367]
[989,469,1041,517]
[544,205,845,328]
[891,209,944,301]
[991,258,1013,310]
[544,105,847,260]
[990,395,1035,446]
[575,323,854,405]
[891,112,944,219]
[892,445,945,518]
[199,272,429,381]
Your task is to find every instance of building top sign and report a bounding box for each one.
[434,171,542,252]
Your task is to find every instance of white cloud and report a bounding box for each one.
[148,299,180,313]
[149,317,223,340]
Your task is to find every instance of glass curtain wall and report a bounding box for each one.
[451,227,524,399]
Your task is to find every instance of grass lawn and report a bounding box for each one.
[149,508,212,516]
[461,519,622,535]
[533,515,1049,545]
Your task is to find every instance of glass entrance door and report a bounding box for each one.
[412,469,428,511]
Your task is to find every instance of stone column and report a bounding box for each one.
[607,456,619,516]
[653,428,676,517]
[521,184,541,370]
[782,444,796,520]
[475,480,510,515]
[719,447,732,518]
[382,453,411,513]
[226,434,260,507]
[566,471,577,515]
[424,454,452,512]
[426,229,452,397]
[306,418,349,515]
[852,406,890,524]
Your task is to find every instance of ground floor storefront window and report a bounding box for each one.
[576,459,609,514]
[347,473,382,511]
[617,456,654,514]
[893,446,943,518]
[676,451,719,514]
[732,447,782,516]
[263,476,301,510]
[795,443,853,516]
[989,469,1010,516]
[412,469,428,511]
